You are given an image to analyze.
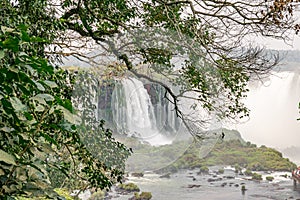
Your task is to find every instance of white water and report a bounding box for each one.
[112,78,173,145]
[237,71,300,149]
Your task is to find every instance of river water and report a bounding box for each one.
[109,166,300,200]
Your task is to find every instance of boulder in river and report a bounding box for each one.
[131,172,144,177]
[207,177,222,182]
[187,184,201,188]
[129,192,152,200]
[159,173,171,178]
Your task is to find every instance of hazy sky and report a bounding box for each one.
[257,35,300,50]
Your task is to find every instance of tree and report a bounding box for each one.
[0,2,130,199]
[1,0,300,198]
[52,0,299,129]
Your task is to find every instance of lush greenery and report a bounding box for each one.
[130,192,152,200]
[116,183,140,193]
[123,129,297,173]
[122,129,296,173]
[0,21,130,200]
[251,173,262,181]
[1,0,299,198]
[266,176,274,181]
[170,140,297,172]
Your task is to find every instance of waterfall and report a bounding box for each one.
[237,71,300,148]
[111,77,178,145]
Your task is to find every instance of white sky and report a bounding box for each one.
[263,37,300,50]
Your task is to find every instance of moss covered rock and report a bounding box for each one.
[116,183,140,194]
[129,192,152,200]
[266,176,274,182]
[251,173,262,181]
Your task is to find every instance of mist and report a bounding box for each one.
[237,70,300,149]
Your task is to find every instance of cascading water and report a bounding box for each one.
[237,71,300,148]
[111,77,178,145]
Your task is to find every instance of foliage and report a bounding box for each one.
[266,176,274,182]
[1,0,300,198]
[88,190,105,200]
[218,168,224,174]
[116,183,140,193]
[199,166,209,174]
[129,133,297,173]
[124,129,296,173]
[0,25,130,199]
[131,192,152,200]
[1,0,295,129]
[244,169,253,176]
[251,173,262,181]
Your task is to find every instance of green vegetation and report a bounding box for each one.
[116,183,140,193]
[130,192,152,200]
[88,190,106,200]
[251,173,262,181]
[199,166,209,174]
[1,0,299,198]
[126,129,296,174]
[0,3,130,198]
[244,169,253,176]
[266,176,274,182]
[218,168,225,174]
[151,132,296,173]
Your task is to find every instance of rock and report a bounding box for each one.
[159,173,171,178]
[266,176,274,181]
[207,177,222,182]
[218,169,225,174]
[187,184,201,188]
[131,172,144,177]
[116,183,140,194]
[234,184,239,187]
[88,190,106,200]
[280,174,288,178]
[129,192,152,200]
[221,182,227,187]
[199,166,209,174]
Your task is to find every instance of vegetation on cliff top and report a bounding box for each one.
[125,129,296,173]
[164,139,297,173]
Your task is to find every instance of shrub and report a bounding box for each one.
[218,168,225,174]
[251,173,262,180]
[266,176,274,181]
[200,166,209,174]
[130,192,152,200]
[88,190,105,200]
[244,169,253,176]
[117,183,140,192]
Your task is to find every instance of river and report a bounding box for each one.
[108,166,300,200]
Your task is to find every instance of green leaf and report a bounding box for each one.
[10,97,27,112]
[0,51,4,60]
[0,168,4,175]
[0,149,17,165]
[33,80,45,91]
[35,104,45,112]
[43,80,58,88]
[1,26,15,33]
[34,93,55,102]
[56,105,81,125]
[0,127,13,132]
